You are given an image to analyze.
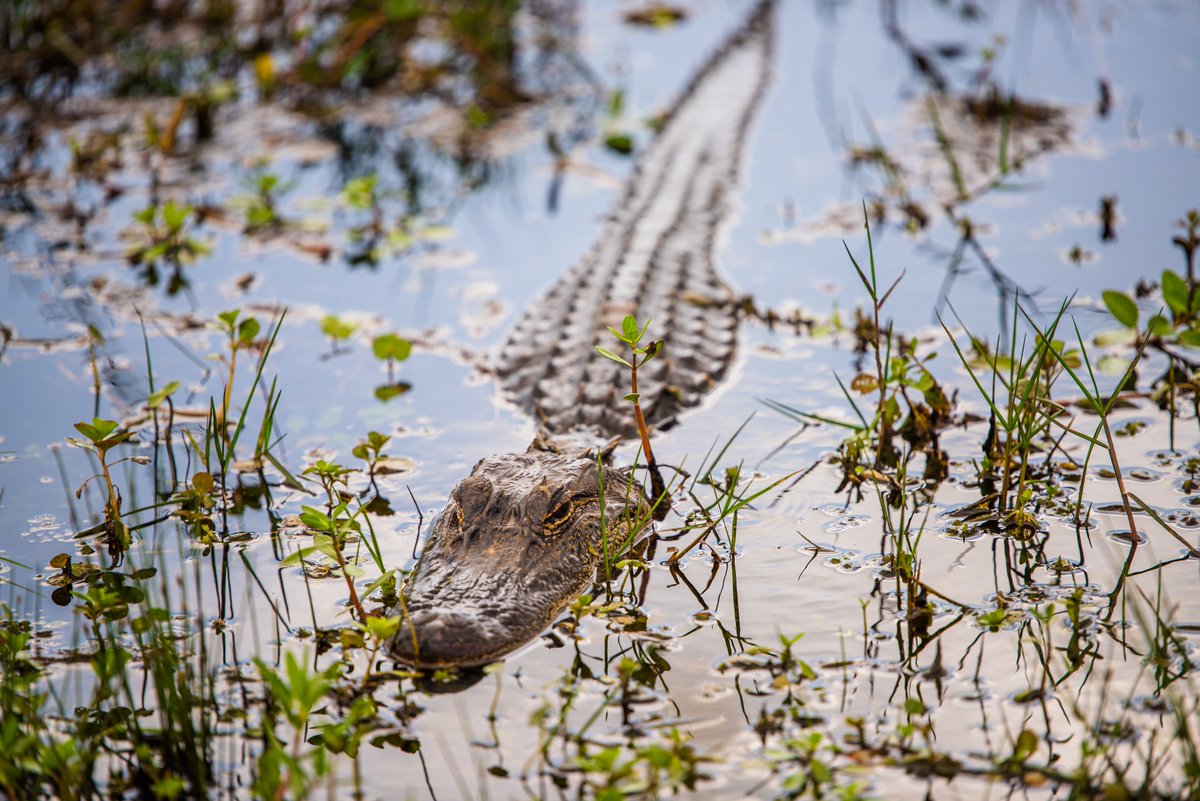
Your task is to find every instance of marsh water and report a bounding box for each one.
[2,1,1199,799]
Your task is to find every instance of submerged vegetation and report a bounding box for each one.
[1,1,1199,800]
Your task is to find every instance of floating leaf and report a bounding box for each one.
[603,133,634,155]
[374,382,412,402]
[850,373,879,394]
[192,472,214,495]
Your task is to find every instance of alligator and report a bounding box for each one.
[389,0,774,669]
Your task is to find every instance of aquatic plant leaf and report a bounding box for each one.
[237,318,260,344]
[75,418,118,442]
[604,133,634,155]
[1146,314,1173,337]
[320,315,356,340]
[1101,290,1138,328]
[374,383,412,402]
[147,380,181,408]
[850,373,878,394]
[162,201,188,232]
[192,472,214,495]
[595,347,632,369]
[1162,270,1189,317]
[1178,328,1200,348]
[622,314,640,341]
[372,333,411,362]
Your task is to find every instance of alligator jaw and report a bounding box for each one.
[389,449,650,669]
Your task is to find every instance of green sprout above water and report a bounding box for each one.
[66,418,136,562]
[372,332,412,401]
[231,168,296,234]
[596,314,667,505]
[320,314,357,356]
[124,201,211,295]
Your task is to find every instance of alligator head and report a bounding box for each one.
[389,441,651,669]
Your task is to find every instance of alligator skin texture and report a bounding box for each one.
[496,0,774,439]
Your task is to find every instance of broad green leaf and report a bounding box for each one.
[1162,270,1188,317]
[621,314,639,341]
[1101,290,1138,328]
[217,309,240,329]
[1178,328,1200,348]
[192,472,214,495]
[300,507,333,532]
[147,380,181,408]
[365,615,401,641]
[237,317,260,344]
[320,315,356,340]
[95,430,135,455]
[1146,314,1173,337]
[1015,729,1038,760]
[623,393,640,402]
[312,533,340,560]
[76,418,118,442]
[73,422,100,441]
[372,333,411,361]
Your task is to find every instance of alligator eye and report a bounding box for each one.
[541,501,573,535]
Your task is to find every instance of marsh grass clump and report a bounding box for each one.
[765,209,955,495]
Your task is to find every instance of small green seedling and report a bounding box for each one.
[372,333,411,384]
[320,315,357,355]
[67,418,137,559]
[596,314,667,507]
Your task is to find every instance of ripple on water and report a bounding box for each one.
[1105,529,1148,546]
[824,514,870,534]
[1164,509,1200,528]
